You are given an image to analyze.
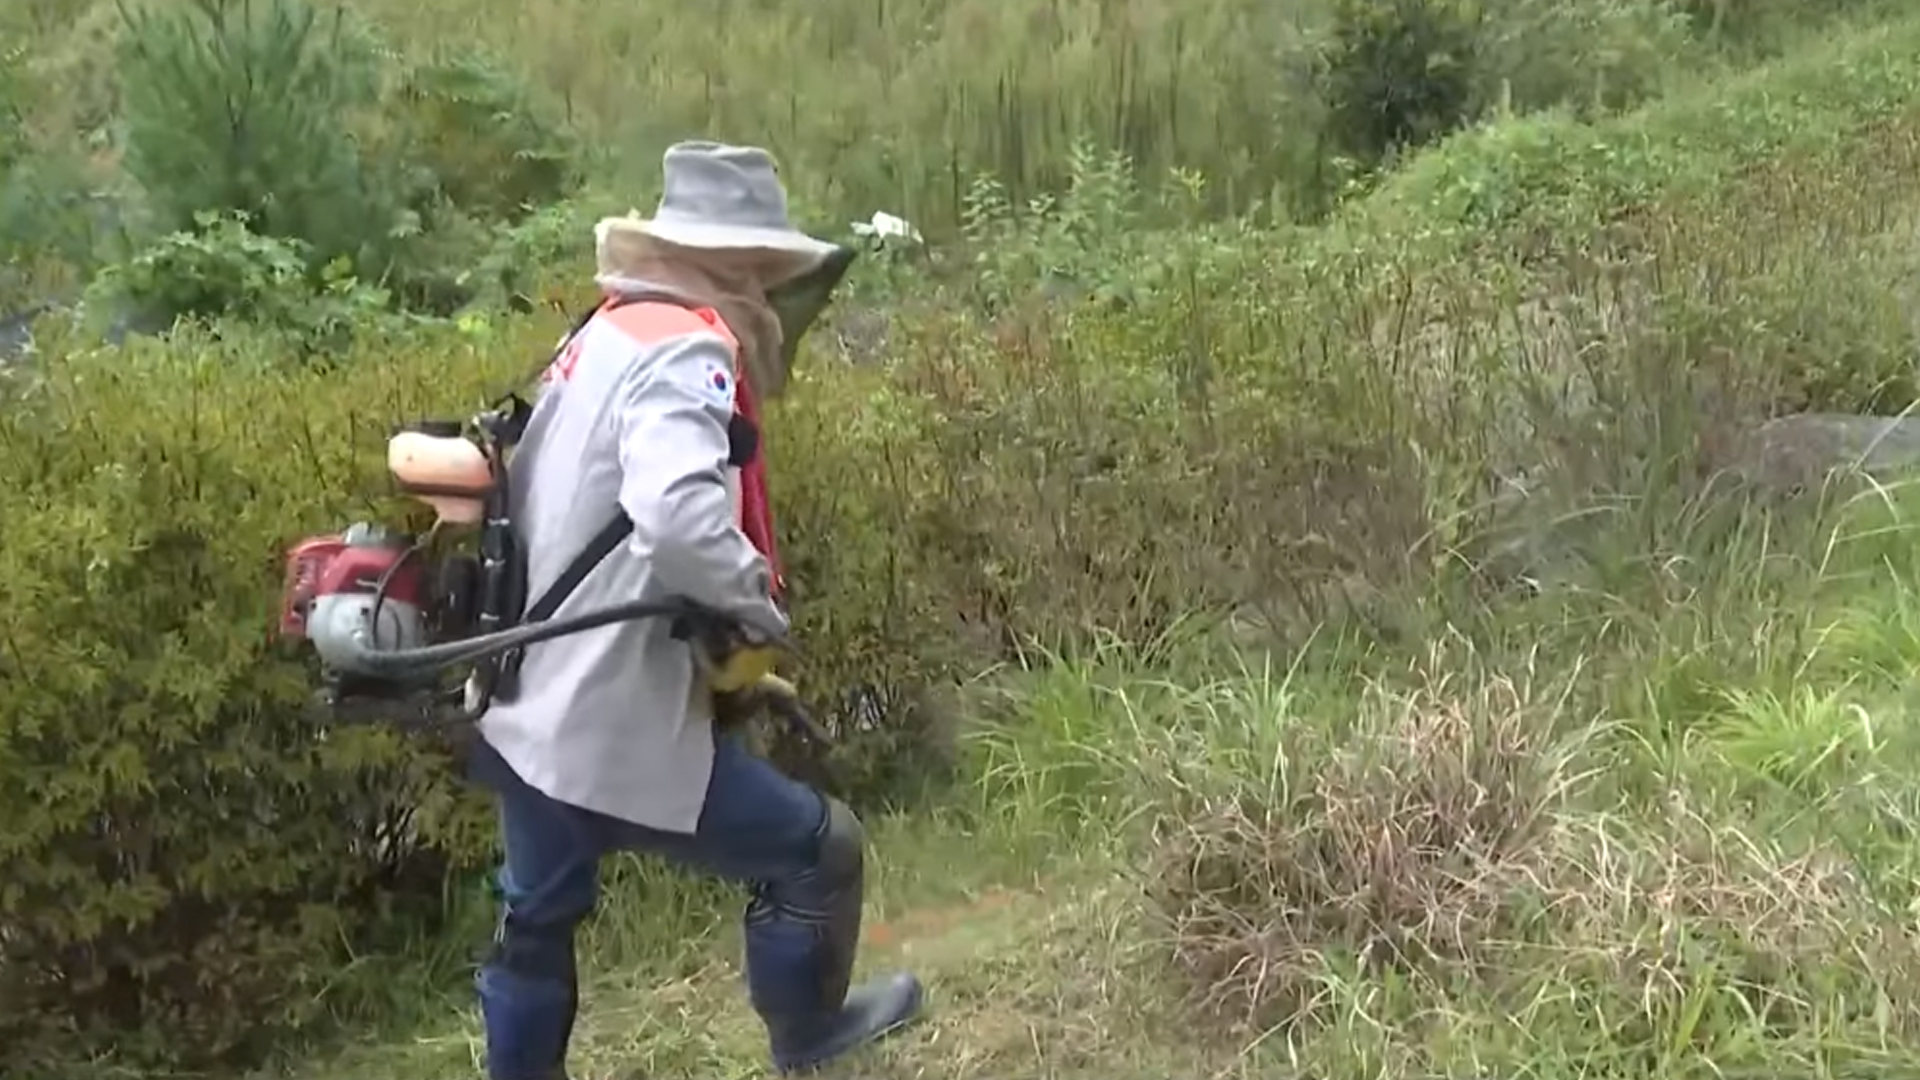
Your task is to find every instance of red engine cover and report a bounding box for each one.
[278,533,428,638]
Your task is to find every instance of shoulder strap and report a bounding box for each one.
[598,295,738,347]
[510,291,762,626]
[510,291,734,624]
[522,511,633,624]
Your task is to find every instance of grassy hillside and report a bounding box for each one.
[6,1,1920,1079]
[277,14,1920,1080]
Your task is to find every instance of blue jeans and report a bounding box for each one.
[468,733,833,1080]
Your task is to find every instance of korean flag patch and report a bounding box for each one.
[700,361,734,404]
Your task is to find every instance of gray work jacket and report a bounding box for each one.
[475,288,787,832]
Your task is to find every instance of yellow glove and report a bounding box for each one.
[703,642,784,695]
[737,672,835,746]
[750,672,802,704]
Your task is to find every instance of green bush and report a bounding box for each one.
[1674,0,1901,49]
[0,320,504,1069]
[0,46,105,307]
[356,45,583,316]
[385,50,580,224]
[106,0,584,325]
[1353,12,1920,249]
[85,210,399,354]
[1319,0,1486,163]
[1475,0,1690,117]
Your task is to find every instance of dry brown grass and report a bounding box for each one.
[1137,642,1920,1069]
[1144,661,1581,1031]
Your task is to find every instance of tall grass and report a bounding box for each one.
[951,475,1920,1078]
[315,0,1903,230]
[331,0,1322,226]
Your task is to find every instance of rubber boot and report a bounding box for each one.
[743,797,926,1073]
[767,971,926,1074]
[476,947,580,1080]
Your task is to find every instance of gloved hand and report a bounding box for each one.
[673,606,830,744]
[719,671,834,746]
[704,642,784,695]
[675,608,788,693]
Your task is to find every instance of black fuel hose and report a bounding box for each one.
[332,598,791,677]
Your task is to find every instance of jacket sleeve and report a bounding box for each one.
[607,331,789,641]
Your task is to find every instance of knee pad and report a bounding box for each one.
[815,795,865,886]
[743,794,866,1004]
[751,795,863,917]
[486,916,580,985]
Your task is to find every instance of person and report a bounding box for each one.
[466,141,925,1080]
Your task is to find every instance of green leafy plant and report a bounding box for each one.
[0,322,495,1069]
[86,210,396,356]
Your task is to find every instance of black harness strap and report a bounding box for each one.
[522,511,634,625]
[488,290,760,702]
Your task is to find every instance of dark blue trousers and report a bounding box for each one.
[468,734,831,1080]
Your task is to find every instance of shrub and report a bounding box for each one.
[114,0,397,280]
[107,0,585,325]
[0,46,107,307]
[1318,0,1486,163]
[463,198,604,313]
[359,47,585,316]
[85,210,399,355]
[0,318,502,1069]
[385,50,580,224]
[1674,0,1898,49]
[1475,0,1690,117]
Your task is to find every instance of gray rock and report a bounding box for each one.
[0,301,56,361]
[0,297,166,362]
[1467,412,1920,596]
[1721,413,1920,490]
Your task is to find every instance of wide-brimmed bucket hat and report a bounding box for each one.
[601,141,840,273]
